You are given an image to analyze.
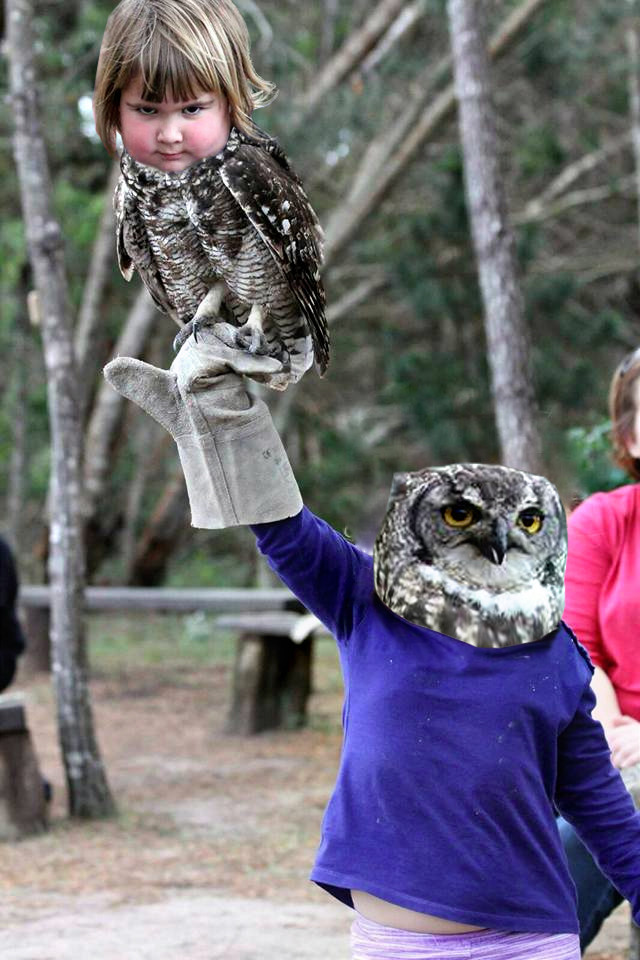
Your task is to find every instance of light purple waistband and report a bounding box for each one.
[351,913,580,960]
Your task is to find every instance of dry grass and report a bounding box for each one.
[3,614,344,919]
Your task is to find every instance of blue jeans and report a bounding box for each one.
[557,817,623,953]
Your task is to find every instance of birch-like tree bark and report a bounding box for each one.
[447,0,543,472]
[6,0,115,817]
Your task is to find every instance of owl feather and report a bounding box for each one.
[374,463,567,648]
[114,126,329,387]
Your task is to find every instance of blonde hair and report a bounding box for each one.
[94,0,276,153]
[609,347,640,480]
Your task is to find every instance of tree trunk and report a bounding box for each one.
[447,0,543,472]
[6,0,115,817]
[82,287,158,525]
[75,160,121,423]
[128,468,189,586]
[120,427,172,578]
[627,23,640,256]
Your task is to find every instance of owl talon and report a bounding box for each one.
[172,317,215,352]
[235,323,271,357]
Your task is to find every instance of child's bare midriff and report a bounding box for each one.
[351,890,487,934]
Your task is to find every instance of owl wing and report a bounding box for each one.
[113,175,179,324]
[218,137,330,375]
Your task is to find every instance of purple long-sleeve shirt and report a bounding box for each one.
[252,507,640,934]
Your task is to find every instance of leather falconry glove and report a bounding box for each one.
[103,325,303,529]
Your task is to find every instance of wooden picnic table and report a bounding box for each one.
[18,586,326,734]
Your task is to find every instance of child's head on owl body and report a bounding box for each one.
[93,0,276,162]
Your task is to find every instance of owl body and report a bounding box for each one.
[115,127,329,388]
[374,463,567,648]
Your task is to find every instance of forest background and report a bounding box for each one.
[1,0,639,588]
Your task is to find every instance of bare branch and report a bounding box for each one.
[297,0,413,117]
[513,176,636,225]
[323,0,547,266]
[519,134,631,222]
[236,0,273,51]
[6,0,114,817]
[361,0,426,74]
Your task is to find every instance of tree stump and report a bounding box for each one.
[0,694,48,839]
[224,613,316,734]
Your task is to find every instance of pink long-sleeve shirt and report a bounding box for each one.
[564,483,640,719]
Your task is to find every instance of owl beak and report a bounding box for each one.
[477,519,508,566]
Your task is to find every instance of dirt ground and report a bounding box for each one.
[0,619,632,960]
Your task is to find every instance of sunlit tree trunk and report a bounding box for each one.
[447,0,543,472]
[6,0,115,817]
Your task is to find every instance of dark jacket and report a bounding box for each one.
[0,537,25,692]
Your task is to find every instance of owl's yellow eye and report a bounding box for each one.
[442,504,476,528]
[517,510,543,534]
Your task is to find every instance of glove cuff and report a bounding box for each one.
[178,389,302,528]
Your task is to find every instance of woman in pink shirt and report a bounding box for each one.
[559,347,640,950]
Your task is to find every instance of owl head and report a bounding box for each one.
[374,463,567,647]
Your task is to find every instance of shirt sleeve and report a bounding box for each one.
[563,494,614,668]
[555,682,640,922]
[251,507,373,642]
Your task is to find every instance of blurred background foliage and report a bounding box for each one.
[2,0,640,585]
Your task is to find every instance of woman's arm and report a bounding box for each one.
[555,683,640,922]
[588,665,640,769]
[590,665,622,732]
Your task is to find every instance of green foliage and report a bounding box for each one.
[87,613,236,675]
[4,0,640,584]
[516,125,566,179]
[566,421,630,497]
[383,347,496,464]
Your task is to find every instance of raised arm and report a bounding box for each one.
[252,508,372,641]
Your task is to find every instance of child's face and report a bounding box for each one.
[118,77,232,172]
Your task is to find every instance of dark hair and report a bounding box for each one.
[609,347,640,480]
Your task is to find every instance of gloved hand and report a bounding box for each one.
[103,327,303,529]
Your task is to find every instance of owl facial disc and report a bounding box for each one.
[373,463,567,648]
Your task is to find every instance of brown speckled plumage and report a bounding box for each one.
[114,126,329,387]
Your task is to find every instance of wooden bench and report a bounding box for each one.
[0,694,47,839]
[219,611,325,734]
[18,585,298,674]
[18,586,323,734]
